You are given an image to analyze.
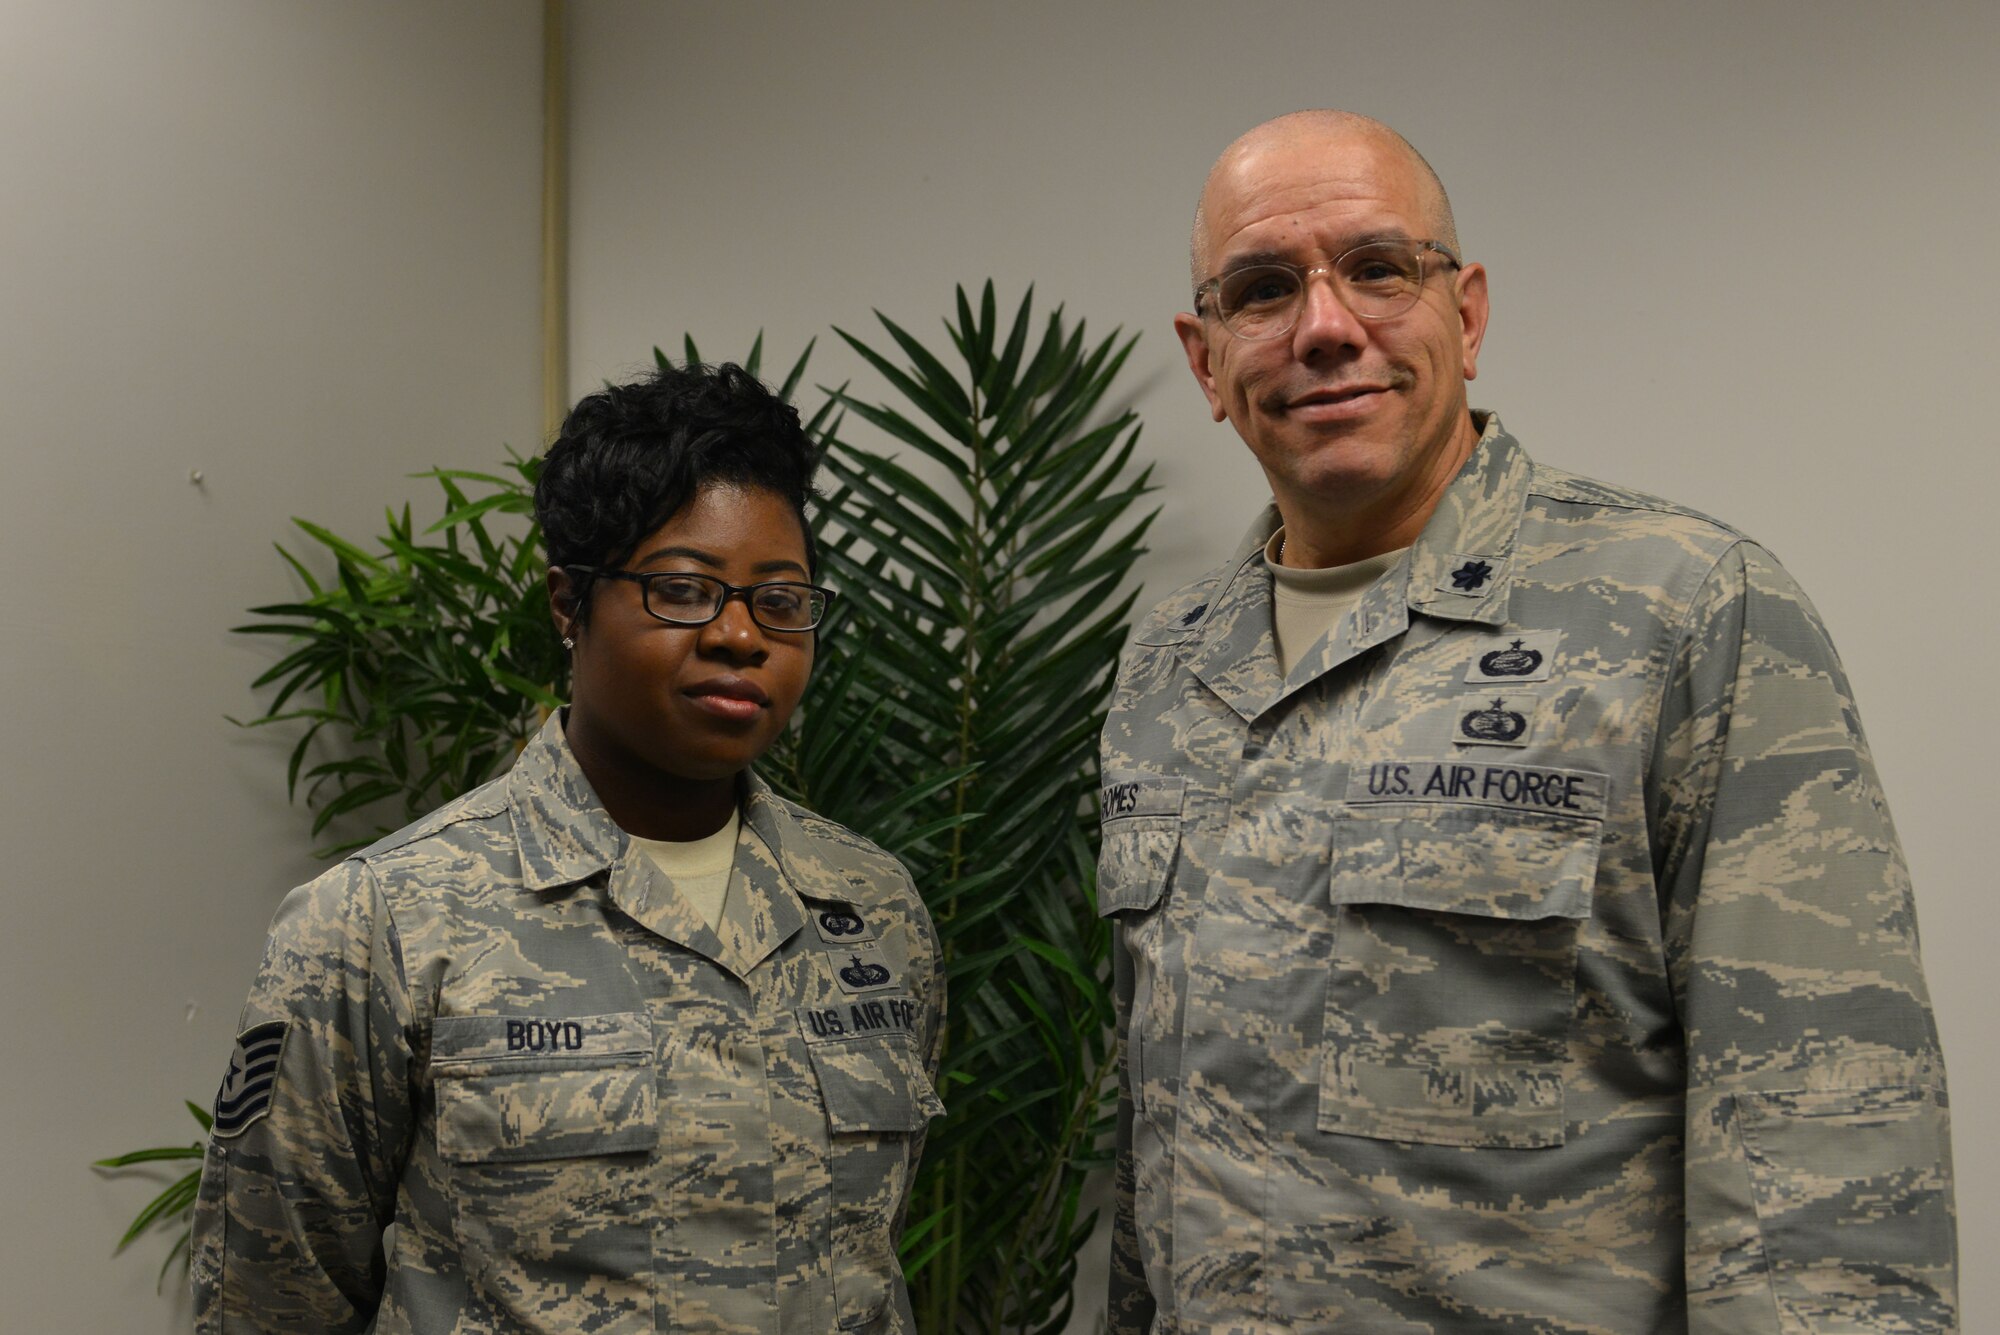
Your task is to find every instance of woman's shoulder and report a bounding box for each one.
[750,787,919,909]
[350,772,510,862]
[293,775,520,914]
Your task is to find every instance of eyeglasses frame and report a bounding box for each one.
[1194,238,1464,339]
[565,565,837,633]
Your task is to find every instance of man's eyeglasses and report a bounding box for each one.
[1195,239,1462,340]
[569,567,836,632]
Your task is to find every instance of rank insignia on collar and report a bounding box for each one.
[1448,558,1495,592]
[1454,694,1539,748]
[1464,630,1561,684]
[211,1020,288,1139]
[1177,602,1208,628]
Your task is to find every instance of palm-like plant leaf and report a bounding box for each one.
[93,1101,214,1285]
[768,282,1154,1333]
[217,448,567,855]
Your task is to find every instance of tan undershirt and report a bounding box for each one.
[629,807,741,930]
[1264,528,1408,676]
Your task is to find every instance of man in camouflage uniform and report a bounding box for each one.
[1100,110,1954,1332]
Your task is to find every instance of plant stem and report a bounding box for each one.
[993,1035,1118,1331]
[942,368,987,1334]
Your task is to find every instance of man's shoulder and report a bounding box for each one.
[1525,460,1748,550]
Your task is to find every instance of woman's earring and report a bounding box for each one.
[562,635,575,650]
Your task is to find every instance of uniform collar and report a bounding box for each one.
[507,711,626,892]
[1398,412,1530,628]
[1175,412,1530,723]
[507,714,839,978]
[738,774,869,907]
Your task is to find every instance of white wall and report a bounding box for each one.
[567,0,2000,1325]
[0,2,543,1329]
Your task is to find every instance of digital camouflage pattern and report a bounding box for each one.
[191,713,945,1334]
[1100,415,1954,1334]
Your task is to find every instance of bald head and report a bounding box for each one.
[1189,111,1459,298]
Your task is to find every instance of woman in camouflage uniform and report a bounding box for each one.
[193,362,945,1334]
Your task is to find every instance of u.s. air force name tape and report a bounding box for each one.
[1348,760,1607,818]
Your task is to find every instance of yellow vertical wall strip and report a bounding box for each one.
[540,0,569,444]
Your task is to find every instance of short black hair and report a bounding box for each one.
[535,361,819,625]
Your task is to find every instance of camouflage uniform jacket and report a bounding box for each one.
[191,713,945,1334]
[1100,416,1954,1333]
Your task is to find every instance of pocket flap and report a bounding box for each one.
[433,1011,658,1164]
[1331,798,1602,921]
[1096,837,1173,916]
[1097,772,1184,917]
[799,1014,943,1134]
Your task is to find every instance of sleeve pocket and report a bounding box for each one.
[1737,1085,1956,1327]
[1098,772,1184,917]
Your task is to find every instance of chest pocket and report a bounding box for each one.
[1321,769,1605,1150]
[431,1011,659,1332]
[1097,772,1184,1119]
[800,1010,943,1331]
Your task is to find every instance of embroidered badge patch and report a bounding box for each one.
[1464,630,1562,684]
[1454,694,1539,747]
[830,940,900,995]
[812,905,878,945]
[212,1020,288,1139]
[1176,602,1209,628]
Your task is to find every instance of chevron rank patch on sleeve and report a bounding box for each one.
[211,1019,288,1138]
